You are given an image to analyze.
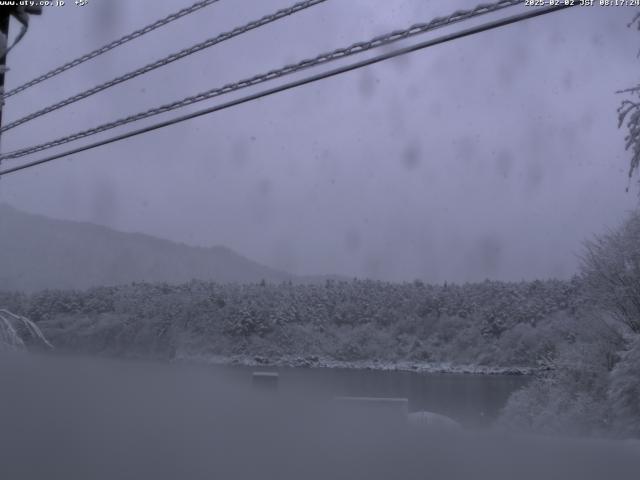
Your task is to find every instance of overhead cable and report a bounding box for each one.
[1,0,221,100]
[0,0,523,162]
[0,4,576,178]
[0,0,327,133]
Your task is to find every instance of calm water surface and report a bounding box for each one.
[218,364,530,427]
[3,354,637,480]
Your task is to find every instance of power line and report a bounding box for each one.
[0,0,524,162]
[1,0,220,100]
[0,3,575,178]
[0,0,327,134]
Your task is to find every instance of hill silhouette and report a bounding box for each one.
[0,204,293,292]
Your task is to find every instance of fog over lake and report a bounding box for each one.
[1,353,638,480]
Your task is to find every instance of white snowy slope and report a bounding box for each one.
[407,411,463,431]
[0,309,53,351]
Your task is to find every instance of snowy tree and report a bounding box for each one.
[500,213,640,437]
[581,210,640,333]
[618,13,640,190]
[608,338,640,437]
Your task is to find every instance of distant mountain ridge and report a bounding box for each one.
[0,204,296,292]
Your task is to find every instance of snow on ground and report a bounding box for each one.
[0,309,53,351]
[174,352,537,375]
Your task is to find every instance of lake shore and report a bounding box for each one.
[174,353,539,375]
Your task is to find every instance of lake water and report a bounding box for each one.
[2,353,637,480]
[218,364,530,428]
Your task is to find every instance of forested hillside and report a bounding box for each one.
[0,277,588,371]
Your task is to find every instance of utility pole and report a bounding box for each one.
[0,7,10,156]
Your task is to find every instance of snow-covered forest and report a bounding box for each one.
[0,275,586,368]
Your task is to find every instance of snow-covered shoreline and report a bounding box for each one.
[174,353,538,375]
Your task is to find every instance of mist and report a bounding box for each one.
[1,352,639,480]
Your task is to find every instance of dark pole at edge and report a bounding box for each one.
[0,8,9,157]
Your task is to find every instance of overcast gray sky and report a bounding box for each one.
[0,0,638,282]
